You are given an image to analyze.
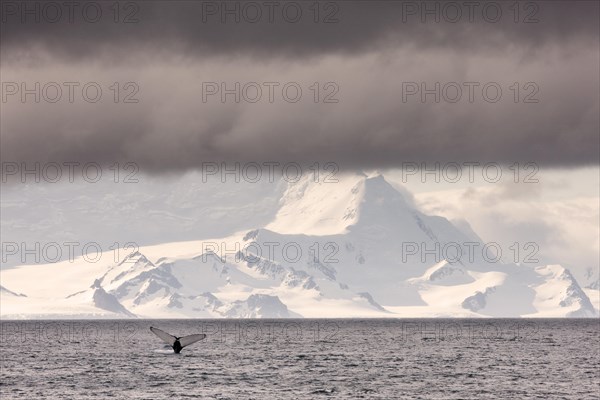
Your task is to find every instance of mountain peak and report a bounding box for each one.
[364,170,383,179]
[265,171,407,236]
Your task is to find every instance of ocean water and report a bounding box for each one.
[0,319,598,399]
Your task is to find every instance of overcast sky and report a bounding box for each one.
[1,1,598,172]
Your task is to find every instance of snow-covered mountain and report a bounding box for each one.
[1,172,597,318]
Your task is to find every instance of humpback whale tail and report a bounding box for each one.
[150,327,207,353]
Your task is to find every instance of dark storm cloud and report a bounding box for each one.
[0,1,598,172]
[1,1,597,59]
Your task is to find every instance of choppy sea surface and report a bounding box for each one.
[1,319,598,399]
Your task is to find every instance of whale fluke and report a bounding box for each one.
[150,327,206,353]
[179,333,207,347]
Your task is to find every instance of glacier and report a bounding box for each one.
[1,172,597,318]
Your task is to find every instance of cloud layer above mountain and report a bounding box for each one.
[1,1,598,171]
